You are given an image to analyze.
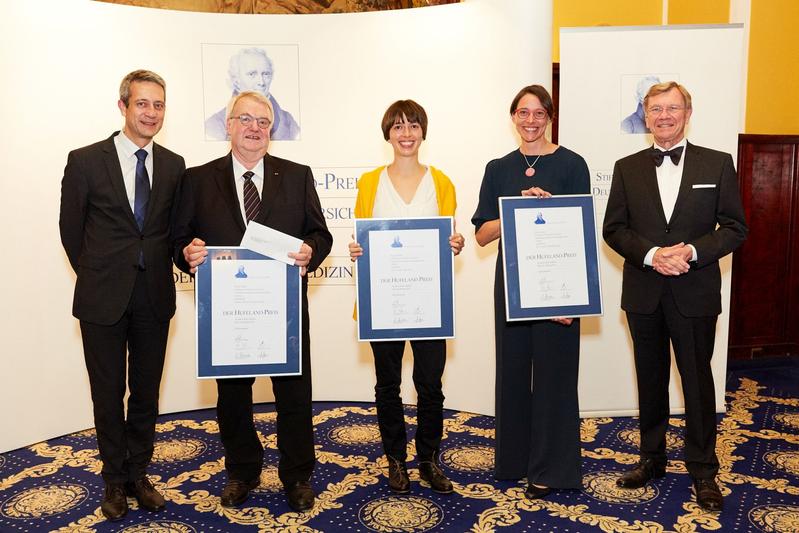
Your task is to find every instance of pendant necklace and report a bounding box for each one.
[521,150,542,177]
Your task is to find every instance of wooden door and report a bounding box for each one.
[730,135,799,359]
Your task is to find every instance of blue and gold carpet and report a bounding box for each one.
[1,357,797,532]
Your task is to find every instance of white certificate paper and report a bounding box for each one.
[240,221,303,266]
[514,206,589,308]
[367,229,441,330]
[211,259,287,366]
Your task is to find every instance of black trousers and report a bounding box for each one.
[80,270,169,485]
[493,316,582,488]
[626,284,719,480]
[492,256,582,488]
[216,334,314,485]
[370,340,446,462]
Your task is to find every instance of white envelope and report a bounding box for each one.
[240,221,303,266]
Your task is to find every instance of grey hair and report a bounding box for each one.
[225,91,274,122]
[119,69,166,106]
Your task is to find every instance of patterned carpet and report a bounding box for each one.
[1,357,797,532]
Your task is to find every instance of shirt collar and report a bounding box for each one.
[653,137,688,152]
[116,130,154,159]
[232,154,265,181]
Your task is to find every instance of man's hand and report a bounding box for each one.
[289,242,314,276]
[183,238,208,274]
[652,242,692,276]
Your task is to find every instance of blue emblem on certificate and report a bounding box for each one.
[355,217,455,341]
[196,247,302,378]
[499,195,602,321]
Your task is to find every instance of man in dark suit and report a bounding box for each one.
[603,81,747,512]
[174,91,332,511]
[59,70,186,521]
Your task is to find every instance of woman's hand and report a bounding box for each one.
[551,317,574,326]
[449,232,465,255]
[521,186,552,198]
[349,239,363,262]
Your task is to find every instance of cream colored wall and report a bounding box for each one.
[0,0,552,453]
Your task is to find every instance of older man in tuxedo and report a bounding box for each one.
[603,81,747,512]
[59,70,185,521]
[174,90,331,511]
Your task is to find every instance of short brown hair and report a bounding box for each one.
[381,100,428,140]
[119,69,166,106]
[644,81,692,111]
[509,85,554,119]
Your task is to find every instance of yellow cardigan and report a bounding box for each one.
[354,165,457,218]
[352,165,457,319]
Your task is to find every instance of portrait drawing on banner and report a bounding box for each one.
[202,44,301,141]
[619,74,678,134]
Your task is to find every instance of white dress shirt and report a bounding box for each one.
[114,131,153,211]
[232,156,265,224]
[644,138,697,266]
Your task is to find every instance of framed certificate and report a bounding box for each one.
[499,195,602,321]
[195,247,302,378]
[355,217,455,341]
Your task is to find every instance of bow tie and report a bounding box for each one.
[651,146,684,167]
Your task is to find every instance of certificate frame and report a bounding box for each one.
[355,216,455,341]
[499,194,602,321]
[195,246,302,378]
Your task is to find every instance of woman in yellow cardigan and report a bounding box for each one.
[349,100,464,495]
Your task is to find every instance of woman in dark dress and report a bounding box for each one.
[471,85,589,499]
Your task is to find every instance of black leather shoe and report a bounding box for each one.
[419,461,454,494]
[285,480,315,512]
[126,476,165,512]
[387,456,410,494]
[616,459,666,488]
[693,478,723,512]
[101,483,128,521]
[220,478,260,508]
[524,483,551,500]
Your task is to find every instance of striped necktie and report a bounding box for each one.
[242,171,261,223]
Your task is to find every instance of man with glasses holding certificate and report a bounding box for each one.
[603,82,747,512]
[174,91,331,511]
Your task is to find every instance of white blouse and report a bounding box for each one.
[371,167,438,218]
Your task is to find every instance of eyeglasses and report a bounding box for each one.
[513,108,548,120]
[646,105,685,116]
[229,114,272,129]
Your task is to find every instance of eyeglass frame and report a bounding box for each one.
[228,113,272,130]
[513,108,548,121]
[646,105,686,116]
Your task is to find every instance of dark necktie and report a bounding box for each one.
[651,146,684,167]
[134,149,150,230]
[242,171,261,223]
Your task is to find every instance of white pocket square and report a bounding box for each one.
[692,184,716,189]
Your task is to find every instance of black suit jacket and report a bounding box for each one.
[172,152,332,322]
[59,132,186,325]
[603,142,747,317]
